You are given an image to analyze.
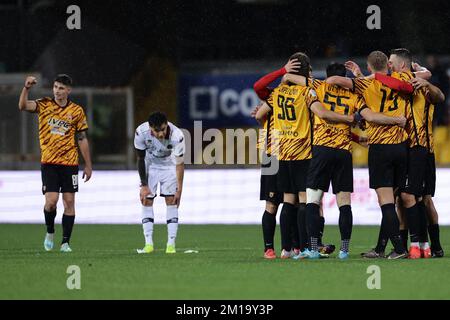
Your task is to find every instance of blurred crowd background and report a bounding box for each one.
[1,0,450,169]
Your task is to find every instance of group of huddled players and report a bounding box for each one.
[252,48,445,260]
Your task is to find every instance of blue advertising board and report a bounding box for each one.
[178,73,277,128]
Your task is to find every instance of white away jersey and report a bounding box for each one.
[134,121,185,169]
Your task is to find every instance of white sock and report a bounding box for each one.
[142,206,154,246]
[46,233,54,240]
[166,205,178,246]
[410,242,420,248]
[420,242,430,250]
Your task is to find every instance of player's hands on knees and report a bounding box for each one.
[284,58,301,74]
[83,166,92,182]
[140,185,152,204]
[172,189,182,208]
[24,76,37,89]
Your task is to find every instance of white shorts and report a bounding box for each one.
[147,167,177,198]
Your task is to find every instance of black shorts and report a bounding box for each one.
[423,153,436,197]
[41,164,79,194]
[368,142,408,190]
[277,159,310,194]
[306,145,353,194]
[403,146,428,196]
[260,154,283,205]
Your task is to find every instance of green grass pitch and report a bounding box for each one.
[0,224,449,299]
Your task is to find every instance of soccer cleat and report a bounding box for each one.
[280,249,291,259]
[361,249,385,259]
[408,246,421,259]
[432,249,444,258]
[44,233,54,251]
[264,249,276,259]
[293,248,301,256]
[166,244,176,254]
[136,244,154,254]
[387,251,408,260]
[319,244,336,255]
[303,249,321,259]
[293,248,310,260]
[338,250,349,260]
[421,247,432,259]
[60,243,72,253]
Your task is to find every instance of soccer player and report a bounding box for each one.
[284,63,404,259]
[327,51,411,259]
[18,74,92,253]
[252,58,301,259]
[135,111,185,254]
[256,52,354,259]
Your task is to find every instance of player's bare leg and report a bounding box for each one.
[137,197,155,254]
[164,196,178,253]
[43,192,59,251]
[60,193,75,252]
[336,192,352,259]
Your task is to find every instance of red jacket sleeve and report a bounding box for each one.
[253,67,287,100]
[375,73,414,94]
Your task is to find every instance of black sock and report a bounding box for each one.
[417,201,429,243]
[306,203,320,251]
[428,224,443,252]
[381,203,405,254]
[262,210,276,251]
[375,216,388,253]
[62,214,75,244]
[339,205,353,240]
[400,229,409,249]
[280,203,296,251]
[319,216,325,246]
[297,203,308,251]
[290,206,300,250]
[405,203,421,243]
[44,209,57,234]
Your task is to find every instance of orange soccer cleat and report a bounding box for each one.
[408,246,421,259]
[421,247,432,259]
[264,249,276,259]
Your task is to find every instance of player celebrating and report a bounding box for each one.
[283,62,405,259]
[135,111,185,254]
[256,52,354,259]
[252,58,301,259]
[18,74,92,252]
[327,51,411,259]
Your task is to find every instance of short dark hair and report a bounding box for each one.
[390,48,412,66]
[148,111,168,128]
[367,51,388,72]
[54,74,73,86]
[289,52,310,77]
[326,63,346,77]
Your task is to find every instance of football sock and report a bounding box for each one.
[417,200,429,243]
[339,205,353,252]
[381,203,405,254]
[405,203,421,243]
[142,206,154,246]
[375,216,388,253]
[319,216,325,246]
[262,210,276,251]
[280,203,295,251]
[428,224,443,252]
[306,203,321,251]
[44,208,57,234]
[297,203,308,251]
[400,229,409,250]
[166,205,178,246]
[61,214,75,244]
[290,206,300,250]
